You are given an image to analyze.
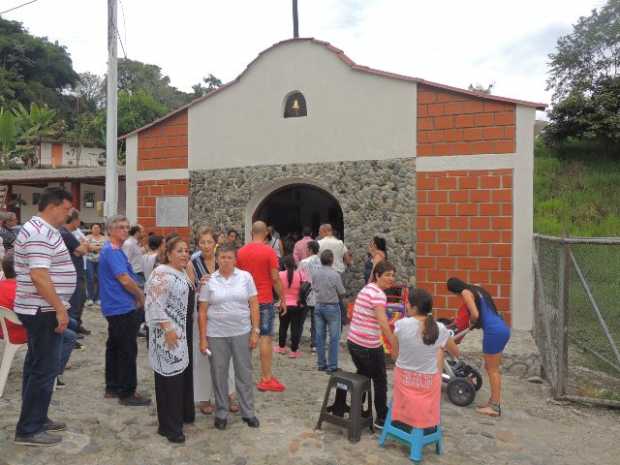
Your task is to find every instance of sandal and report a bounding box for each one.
[476,403,501,417]
[199,401,214,415]
[229,397,240,413]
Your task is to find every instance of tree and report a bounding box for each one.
[545,0,620,148]
[117,58,192,110]
[0,18,79,113]
[117,90,167,137]
[13,103,64,167]
[75,72,105,113]
[192,74,223,97]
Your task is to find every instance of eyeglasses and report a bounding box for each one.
[114,225,130,230]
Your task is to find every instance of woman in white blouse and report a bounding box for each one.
[145,236,194,444]
[198,244,260,430]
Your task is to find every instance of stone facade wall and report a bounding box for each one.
[189,158,416,293]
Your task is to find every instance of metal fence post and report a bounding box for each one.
[556,239,570,398]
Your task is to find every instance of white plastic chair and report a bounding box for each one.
[0,306,26,398]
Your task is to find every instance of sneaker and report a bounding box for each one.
[256,378,286,392]
[311,346,317,353]
[273,345,288,354]
[77,326,91,336]
[44,419,67,432]
[374,417,385,429]
[288,351,301,359]
[119,393,152,406]
[14,431,62,446]
[85,299,94,306]
[74,341,85,350]
[95,300,101,306]
[56,377,65,389]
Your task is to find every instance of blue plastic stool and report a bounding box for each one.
[378,404,443,463]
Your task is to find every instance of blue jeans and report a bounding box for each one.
[314,303,341,371]
[59,318,78,375]
[16,310,62,436]
[86,260,99,301]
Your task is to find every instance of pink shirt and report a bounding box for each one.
[279,270,304,307]
[347,283,387,348]
[293,236,313,264]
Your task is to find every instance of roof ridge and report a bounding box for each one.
[120,37,546,139]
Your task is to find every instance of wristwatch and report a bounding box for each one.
[253,327,260,335]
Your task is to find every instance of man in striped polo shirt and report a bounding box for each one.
[13,187,75,446]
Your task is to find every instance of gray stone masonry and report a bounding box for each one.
[189,158,417,293]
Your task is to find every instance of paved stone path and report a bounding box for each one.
[1,304,618,465]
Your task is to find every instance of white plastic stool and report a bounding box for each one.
[0,306,26,398]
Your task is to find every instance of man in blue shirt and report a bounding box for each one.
[99,214,150,406]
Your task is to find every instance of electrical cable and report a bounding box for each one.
[0,0,40,15]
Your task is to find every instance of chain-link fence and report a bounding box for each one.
[533,234,620,406]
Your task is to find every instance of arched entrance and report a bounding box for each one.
[252,183,344,240]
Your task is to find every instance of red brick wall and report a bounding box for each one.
[417,85,516,157]
[137,179,190,242]
[416,169,513,325]
[138,110,188,170]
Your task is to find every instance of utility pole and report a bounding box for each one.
[292,0,299,38]
[105,0,118,217]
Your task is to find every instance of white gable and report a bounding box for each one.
[188,40,417,170]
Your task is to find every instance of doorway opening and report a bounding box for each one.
[252,184,344,245]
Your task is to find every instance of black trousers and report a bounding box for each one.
[154,303,195,438]
[278,306,307,352]
[334,340,388,421]
[105,310,140,398]
[154,366,195,438]
[69,274,86,326]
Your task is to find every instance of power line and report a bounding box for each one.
[118,0,128,58]
[0,0,40,15]
[116,24,127,59]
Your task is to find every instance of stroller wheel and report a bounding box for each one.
[447,378,475,407]
[464,366,483,391]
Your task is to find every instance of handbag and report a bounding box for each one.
[298,278,312,308]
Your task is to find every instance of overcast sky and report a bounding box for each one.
[2,0,607,115]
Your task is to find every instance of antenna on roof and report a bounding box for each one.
[292,0,299,38]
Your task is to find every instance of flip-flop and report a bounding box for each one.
[199,402,214,415]
[229,398,240,413]
[476,405,501,417]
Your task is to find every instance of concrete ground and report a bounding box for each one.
[1,303,618,465]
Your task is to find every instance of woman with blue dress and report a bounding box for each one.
[447,277,510,417]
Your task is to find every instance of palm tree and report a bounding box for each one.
[13,103,64,168]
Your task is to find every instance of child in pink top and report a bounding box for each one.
[275,255,307,358]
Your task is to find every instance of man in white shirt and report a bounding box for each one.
[318,224,349,274]
[13,187,75,446]
[318,224,351,327]
[122,225,145,287]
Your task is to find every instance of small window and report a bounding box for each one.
[284,91,307,118]
[84,192,96,209]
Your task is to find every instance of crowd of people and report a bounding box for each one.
[0,186,511,449]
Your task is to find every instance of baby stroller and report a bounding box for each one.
[439,305,483,406]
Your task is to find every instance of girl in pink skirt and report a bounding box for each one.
[390,288,459,429]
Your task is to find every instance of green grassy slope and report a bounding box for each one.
[534,140,620,236]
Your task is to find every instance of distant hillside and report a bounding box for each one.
[534,140,620,237]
